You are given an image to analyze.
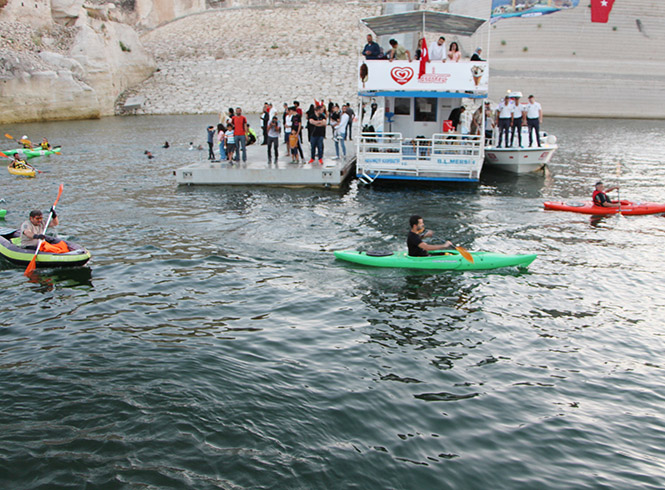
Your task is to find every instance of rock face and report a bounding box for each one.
[0,0,156,124]
[135,0,206,29]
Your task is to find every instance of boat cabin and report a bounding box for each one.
[357,9,490,183]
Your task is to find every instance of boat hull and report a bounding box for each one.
[0,230,91,268]
[484,145,557,174]
[543,201,665,215]
[334,250,537,271]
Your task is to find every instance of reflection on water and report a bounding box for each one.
[0,116,664,488]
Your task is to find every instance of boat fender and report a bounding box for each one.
[366,250,393,257]
[546,135,557,145]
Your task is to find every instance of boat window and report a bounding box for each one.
[414,98,437,122]
[394,98,410,115]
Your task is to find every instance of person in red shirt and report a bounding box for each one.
[232,107,248,163]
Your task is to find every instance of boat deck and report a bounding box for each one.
[175,140,356,187]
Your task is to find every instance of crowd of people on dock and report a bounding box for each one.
[201,101,355,166]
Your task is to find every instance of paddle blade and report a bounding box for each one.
[456,246,474,263]
[25,255,37,276]
[0,151,9,159]
[5,133,14,139]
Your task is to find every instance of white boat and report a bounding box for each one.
[484,91,558,174]
[484,130,558,174]
[355,8,491,184]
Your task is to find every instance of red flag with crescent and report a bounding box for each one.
[590,0,615,23]
[418,37,429,79]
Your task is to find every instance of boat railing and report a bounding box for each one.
[359,132,483,159]
[357,132,483,179]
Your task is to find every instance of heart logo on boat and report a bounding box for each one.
[390,67,414,85]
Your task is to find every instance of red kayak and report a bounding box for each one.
[543,200,665,215]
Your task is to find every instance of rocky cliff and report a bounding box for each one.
[0,0,156,123]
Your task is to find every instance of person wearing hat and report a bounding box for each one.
[592,182,621,208]
[20,135,33,149]
[471,47,483,61]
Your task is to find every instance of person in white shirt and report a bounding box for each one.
[429,36,446,61]
[509,95,525,148]
[333,105,350,159]
[525,95,543,147]
[495,96,514,148]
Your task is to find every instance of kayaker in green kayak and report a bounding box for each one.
[407,215,453,257]
[20,209,60,250]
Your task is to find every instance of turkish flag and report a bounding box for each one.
[591,0,615,23]
[418,37,429,79]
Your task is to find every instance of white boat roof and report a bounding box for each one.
[361,10,487,37]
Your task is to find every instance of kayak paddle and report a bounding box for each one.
[455,246,474,263]
[4,133,14,140]
[25,183,63,276]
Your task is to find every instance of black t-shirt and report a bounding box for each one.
[407,231,428,257]
[311,113,326,138]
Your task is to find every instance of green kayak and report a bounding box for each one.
[334,249,537,271]
[2,146,61,159]
[0,209,6,219]
[0,228,91,269]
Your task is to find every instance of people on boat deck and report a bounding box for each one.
[447,42,461,62]
[593,182,621,207]
[407,215,453,257]
[525,95,543,147]
[509,95,524,148]
[39,138,51,150]
[362,34,382,60]
[484,101,495,140]
[471,47,484,61]
[387,39,412,62]
[20,135,33,149]
[429,36,446,61]
[20,209,59,249]
[448,106,466,132]
[496,96,514,148]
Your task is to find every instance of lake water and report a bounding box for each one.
[1,115,664,489]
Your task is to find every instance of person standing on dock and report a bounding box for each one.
[232,107,248,163]
[496,96,514,148]
[206,125,216,160]
[266,116,281,165]
[407,215,453,257]
[333,105,350,160]
[308,105,326,164]
[260,103,270,145]
[525,95,543,147]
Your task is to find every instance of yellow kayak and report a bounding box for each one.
[7,165,36,177]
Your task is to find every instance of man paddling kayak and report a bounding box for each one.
[20,209,67,253]
[408,215,453,257]
[592,181,621,208]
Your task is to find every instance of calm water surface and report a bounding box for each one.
[1,116,664,489]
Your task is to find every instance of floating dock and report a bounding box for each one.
[175,141,356,188]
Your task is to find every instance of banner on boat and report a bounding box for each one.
[491,0,580,22]
[358,60,488,93]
